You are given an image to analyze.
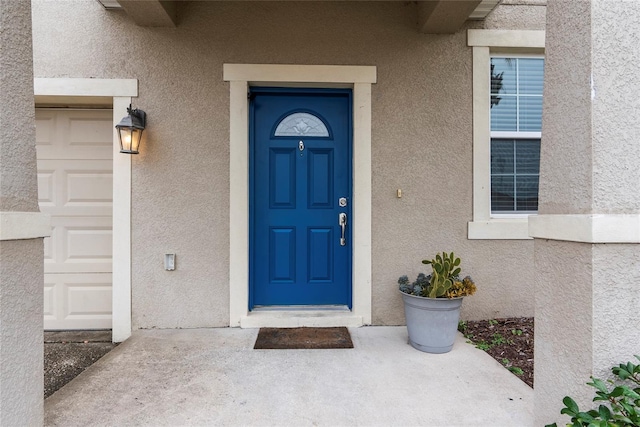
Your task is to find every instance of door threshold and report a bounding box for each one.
[240,308,363,329]
[253,305,349,312]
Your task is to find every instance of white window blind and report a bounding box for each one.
[490,57,544,213]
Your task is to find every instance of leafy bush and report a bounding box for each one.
[546,356,640,427]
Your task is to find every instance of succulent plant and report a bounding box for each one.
[398,252,477,299]
[422,252,461,298]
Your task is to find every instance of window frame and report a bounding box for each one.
[467,30,545,240]
[490,54,544,216]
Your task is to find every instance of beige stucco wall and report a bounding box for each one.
[0,239,44,425]
[0,1,44,424]
[538,0,591,216]
[591,2,640,213]
[533,240,593,423]
[32,1,545,328]
[484,0,546,30]
[535,0,640,424]
[1,0,39,211]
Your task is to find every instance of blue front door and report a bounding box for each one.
[250,88,352,309]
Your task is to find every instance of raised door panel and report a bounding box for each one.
[269,227,296,283]
[43,273,112,330]
[307,149,334,209]
[36,109,113,160]
[307,227,333,282]
[269,148,297,209]
[37,159,113,217]
[44,216,112,274]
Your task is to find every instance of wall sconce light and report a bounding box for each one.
[116,104,146,154]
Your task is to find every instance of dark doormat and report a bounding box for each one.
[254,327,354,349]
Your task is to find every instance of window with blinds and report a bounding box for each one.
[490,57,544,214]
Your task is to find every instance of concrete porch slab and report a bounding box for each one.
[44,327,533,426]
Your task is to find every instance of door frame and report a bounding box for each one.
[34,78,138,342]
[224,64,376,327]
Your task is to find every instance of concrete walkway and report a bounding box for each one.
[44,327,533,426]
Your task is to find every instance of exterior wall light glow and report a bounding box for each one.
[116,104,146,154]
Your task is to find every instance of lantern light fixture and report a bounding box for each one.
[116,104,146,154]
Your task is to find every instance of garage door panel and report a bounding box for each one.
[43,273,112,330]
[37,169,56,208]
[36,110,113,160]
[43,281,56,320]
[37,159,113,217]
[69,116,113,147]
[67,282,112,316]
[66,168,113,206]
[44,224,62,268]
[43,232,54,263]
[66,227,112,261]
[37,109,114,330]
[44,217,112,273]
[35,111,56,146]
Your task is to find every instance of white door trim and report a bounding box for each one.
[224,64,376,327]
[34,78,138,342]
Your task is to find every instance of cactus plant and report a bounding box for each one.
[398,251,477,299]
[422,252,462,298]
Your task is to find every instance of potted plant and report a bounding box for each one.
[398,251,477,354]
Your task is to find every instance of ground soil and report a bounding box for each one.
[460,317,534,388]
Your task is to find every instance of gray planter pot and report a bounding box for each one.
[400,291,463,354]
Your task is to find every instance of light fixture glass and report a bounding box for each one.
[116,105,146,154]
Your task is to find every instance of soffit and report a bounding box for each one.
[96,0,501,33]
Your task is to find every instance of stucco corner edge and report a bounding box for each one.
[0,212,51,241]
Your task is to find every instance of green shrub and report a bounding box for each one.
[546,356,640,427]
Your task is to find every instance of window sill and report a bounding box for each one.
[468,218,532,240]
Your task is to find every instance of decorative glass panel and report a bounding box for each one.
[274,112,329,137]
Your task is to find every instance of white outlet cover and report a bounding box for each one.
[164,253,175,271]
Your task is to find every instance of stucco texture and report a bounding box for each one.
[1,1,44,424]
[535,1,640,424]
[539,0,592,215]
[0,239,44,426]
[533,239,593,426]
[483,1,546,30]
[0,0,39,212]
[592,244,640,376]
[591,0,640,213]
[540,0,640,216]
[32,1,544,328]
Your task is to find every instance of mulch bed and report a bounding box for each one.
[460,317,534,387]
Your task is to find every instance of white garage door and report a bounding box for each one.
[37,109,114,330]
